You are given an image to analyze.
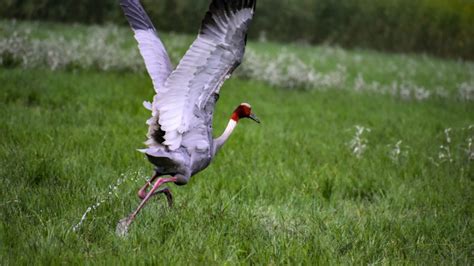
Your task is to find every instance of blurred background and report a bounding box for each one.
[1,0,473,60]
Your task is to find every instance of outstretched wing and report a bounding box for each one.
[156,0,256,150]
[120,0,173,92]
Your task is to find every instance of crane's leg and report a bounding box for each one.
[137,173,159,199]
[138,173,173,207]
[116,176,177,236]
[151,187,173,208]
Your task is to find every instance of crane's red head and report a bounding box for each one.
[231,103,260,123]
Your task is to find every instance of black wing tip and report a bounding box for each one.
[200,0,256,35]
[120,0,155,31]
[209,0,256,13]
[119,0,139,8]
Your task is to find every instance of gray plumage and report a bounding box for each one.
[120,0,256,184]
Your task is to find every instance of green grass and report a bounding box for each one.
[1,24,473,264]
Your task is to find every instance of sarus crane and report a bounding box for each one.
[116,0,258,234]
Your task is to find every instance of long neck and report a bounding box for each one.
[213,118,238,155]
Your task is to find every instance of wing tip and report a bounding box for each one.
[210,0,256,15]
[200,0,256,36]
[209,0,256,11]
[120,0,156,31]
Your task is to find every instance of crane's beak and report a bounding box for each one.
[249,113,261,124]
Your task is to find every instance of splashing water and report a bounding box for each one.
[71,171,144,232]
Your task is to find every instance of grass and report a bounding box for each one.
[0,22,473,264]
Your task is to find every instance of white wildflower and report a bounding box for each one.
[348,125,371,158]
[458,82,474,101]
[438,128,453,163]
[466,137,474,161]
[388,140,406,163]
[414,86,431,101]
[399,83,412,100]
[1,20,473,103]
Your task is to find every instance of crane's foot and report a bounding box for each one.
[116,176,177,236]
[116,216,132,237]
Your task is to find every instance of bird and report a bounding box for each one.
[116,0,258,234]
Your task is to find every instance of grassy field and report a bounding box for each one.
[0,21,473,264]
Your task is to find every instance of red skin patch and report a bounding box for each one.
[231,105,251,121]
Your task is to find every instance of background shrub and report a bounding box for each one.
[1,0,473,60]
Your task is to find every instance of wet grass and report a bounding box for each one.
[0,65,472,264]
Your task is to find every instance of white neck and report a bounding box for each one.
[213,119,238,155]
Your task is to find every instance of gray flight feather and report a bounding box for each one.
[123,0,256,180]
[155,0,256,151]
